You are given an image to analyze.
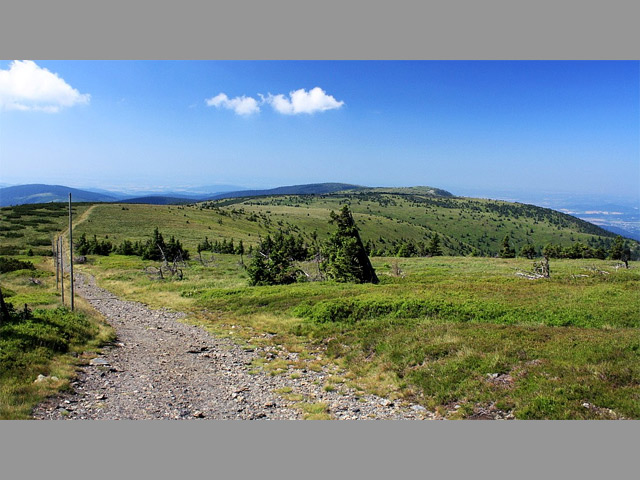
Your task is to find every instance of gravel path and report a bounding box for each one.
[33,274,435,420]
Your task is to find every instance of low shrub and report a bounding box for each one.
[0,257,36,274]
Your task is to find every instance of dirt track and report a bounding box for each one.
[34,274,433,420]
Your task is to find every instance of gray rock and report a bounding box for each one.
[90,358,110,366]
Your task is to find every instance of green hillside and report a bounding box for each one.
[69,190,629,255]
[210,190,624,257]
[0,203,92,256]
[4,190,634,260]
[1,192,639,420]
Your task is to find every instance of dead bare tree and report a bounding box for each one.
[516,256,550,280]
[143,243,185,280]
[390,260,405,278]
[534,256,550,278]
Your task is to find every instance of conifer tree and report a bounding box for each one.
[322,205,378,284]
[246,236,298,286]
[499,234,516,258]
[609,235,625,260]
[520,243,536,259]
[428,232,443,256]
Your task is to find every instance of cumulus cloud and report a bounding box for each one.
[205,93,260,115]
[0,60,90,112]
[265,87,344,115]
[205,87,344,116]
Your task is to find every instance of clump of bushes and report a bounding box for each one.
[0,257,36,274]
[78,228,190,262]
[246,233,302,286]
[75,233,113,256]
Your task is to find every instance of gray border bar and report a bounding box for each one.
[1,0,639,59]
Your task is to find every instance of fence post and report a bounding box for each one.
[69,193,74,311]
[55,236,59,289]
[60,236,65,306]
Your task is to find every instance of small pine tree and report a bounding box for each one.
[322,205,378,284]
[500,234,516,258]
[246,237,298,286]
[519,243,536,259]
[236,239,245,256]
[428,233,443,256]
[609,235,629,261]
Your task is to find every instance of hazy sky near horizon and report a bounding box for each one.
[1,60,638,200]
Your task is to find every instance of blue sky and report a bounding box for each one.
[1,60,638,201]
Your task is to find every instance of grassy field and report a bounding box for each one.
[218,190,621,255]
[0,200,115,419]
[75,253,639,420]
[1,198,638,419]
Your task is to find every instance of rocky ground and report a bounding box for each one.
[33,274,435,420]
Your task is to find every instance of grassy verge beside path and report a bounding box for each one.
[0,255,114,419]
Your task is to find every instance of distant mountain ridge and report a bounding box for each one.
[0,184,117,206]
[206,183,365,200]
[119,196,195,205]
[0,183,364,206]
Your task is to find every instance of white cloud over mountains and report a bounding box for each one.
[206,87,343,116]
[0,60,90,112]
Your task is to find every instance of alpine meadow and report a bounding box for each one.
[1,60,638,420]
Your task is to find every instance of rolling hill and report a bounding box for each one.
[201,189,626,257]
[16,189,629,258]
[2,184,637,259]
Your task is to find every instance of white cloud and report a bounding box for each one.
[205,93,260,115]
[205,87,344,116]
[265,87,344,115]
[0,60,90,112]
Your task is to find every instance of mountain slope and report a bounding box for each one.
[119,196,195,205]
[0,184,117,206]
[4,185,636,259]
[207,183,364,200]
[204,190,628,256]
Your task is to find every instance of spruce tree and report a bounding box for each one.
[519,243,536,259]
[609,235,625,260]
[246,236,298,286]
[322,205,378,284]
[499,234,516,258]
[428,232,443,256]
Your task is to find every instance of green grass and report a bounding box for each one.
[0,203,91,255]
[297,401,331,420]
[1,199,637,420]
[0,255,115,419]
[70,251,640,419]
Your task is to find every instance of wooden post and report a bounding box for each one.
[60,236,65,306]
[69,193,74,311]
[55,236,59,289]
